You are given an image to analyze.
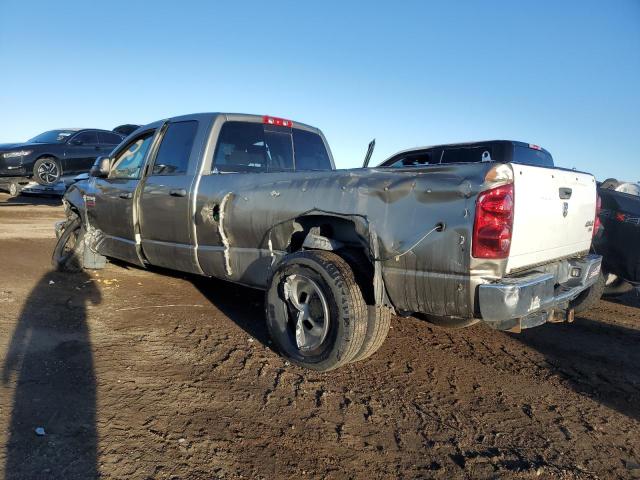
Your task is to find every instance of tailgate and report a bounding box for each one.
[507,164,596,273]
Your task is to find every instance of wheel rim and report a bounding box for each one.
[9,184,17,196]
[283,274,330,351]
[37,161,59,184]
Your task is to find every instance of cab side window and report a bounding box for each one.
[109,133,154,180]
[72,131,99,145]
[441,147,492,164]
[152,121,198,175]
[98,131,124,145]
[213,122,294,173]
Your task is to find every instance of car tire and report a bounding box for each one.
[350,305,392,363]
[52,217,85,272]
[337,249,392,363]
[8,182,20,197]
[603,275,634,297]
[570,270,606,314]
[33,157,62,186]
[265,250,368,371]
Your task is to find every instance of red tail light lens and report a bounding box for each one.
[472,183,514,259]
[593,193,602,237]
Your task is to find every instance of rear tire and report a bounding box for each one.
[52,217,85,272]
[350,305,392,363]
[338,249,392,363]
[265,250,367,371]
[571,271,606,314]
[33,157,62,186]
[603,276,634,297]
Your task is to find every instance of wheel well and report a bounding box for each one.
[289,215,375,304]
[35,154,58,161]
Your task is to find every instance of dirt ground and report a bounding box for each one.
[0,193,639,480]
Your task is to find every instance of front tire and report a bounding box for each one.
[52,217,85,272]
[8,182,20,197]
[33,157,62,185]
[265,251,368,371]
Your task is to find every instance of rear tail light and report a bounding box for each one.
[472,183,514,259]
[593,193,602,237]
[263,115,293,128]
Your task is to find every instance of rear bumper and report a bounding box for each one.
[478,254,602,331]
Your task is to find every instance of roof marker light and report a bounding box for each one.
[262,115,293,128]
[529,144,542,150]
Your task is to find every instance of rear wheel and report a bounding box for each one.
[33,157,62,185]
[603,275,634,297]
[265,251,367,371]
[52,217,85,272]
[338,249,392,363]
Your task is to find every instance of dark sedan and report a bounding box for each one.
[0,128,124,185]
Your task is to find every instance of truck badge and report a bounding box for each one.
[562,202,569,218]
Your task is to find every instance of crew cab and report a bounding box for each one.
[0,128,124,186]
[53,113,602,371]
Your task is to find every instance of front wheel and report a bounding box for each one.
[265,251,368,371]
[52,217,85,272]
[8,182,21,197]
[33,157,62,185]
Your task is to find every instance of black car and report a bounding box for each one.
[378,140,555,168]
[0,128,124,185]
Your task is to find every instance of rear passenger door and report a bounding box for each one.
[138,120,205,274]
[65,131,100,173]
[97,131,124,157]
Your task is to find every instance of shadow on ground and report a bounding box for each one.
[0,193,62,207]
[2,270,100,479]
[515,299,640,421]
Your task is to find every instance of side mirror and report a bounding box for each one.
[70,139,83,146]
[90,156,110,178]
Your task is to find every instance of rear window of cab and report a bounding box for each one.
[213,122,332,173]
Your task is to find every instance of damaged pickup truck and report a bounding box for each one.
[53,113,602,370]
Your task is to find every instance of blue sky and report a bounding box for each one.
[0,0,638,180]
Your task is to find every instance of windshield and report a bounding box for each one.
[28,130,76,144]
[512,145,554,167]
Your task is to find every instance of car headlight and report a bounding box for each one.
[2,150,32,158]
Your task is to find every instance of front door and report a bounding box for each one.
[91,131,156,265]
[137,120,202,274]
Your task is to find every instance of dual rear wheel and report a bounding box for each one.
[265,250,391,371]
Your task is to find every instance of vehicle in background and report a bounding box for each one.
[113,124,141,137]
[595,179,639,293]
[53,114,601,371]
[0,128,125,187]
[377,140,554,168]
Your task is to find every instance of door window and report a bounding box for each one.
[292,129,331,171]
[441,146,493,164]
[98,131,124,145]
[152,121,198,175]
[72,131,99,145]
[109,133,154,179]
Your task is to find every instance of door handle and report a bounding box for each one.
[119,192,133,199]
[559,187,572,199]
[169,188,187,197]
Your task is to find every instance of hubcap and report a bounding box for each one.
[37,161,59,184]
[283,274,330,351]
